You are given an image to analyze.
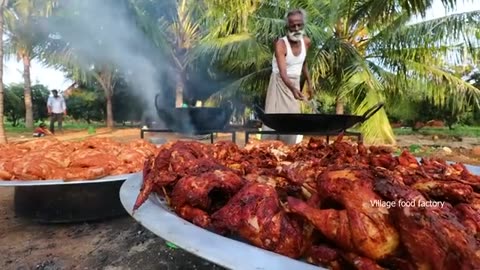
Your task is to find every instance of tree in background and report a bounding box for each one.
[0,0,8,143]
[4,83,52,127]
[3,0,54,129]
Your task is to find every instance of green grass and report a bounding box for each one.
[393,125,480,137]
[5,121,106,134]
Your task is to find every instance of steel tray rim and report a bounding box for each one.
[0,172,140,187]
[119,173,323,270]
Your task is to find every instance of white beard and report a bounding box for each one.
[287,30,304,42]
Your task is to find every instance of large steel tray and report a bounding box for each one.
[0,173,136,187]
[120,173,323,270]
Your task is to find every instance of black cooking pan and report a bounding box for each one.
[255,102,384,133]
[155,94,234,133]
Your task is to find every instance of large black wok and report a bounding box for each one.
[155,94,234,133]
[255,102,384,133]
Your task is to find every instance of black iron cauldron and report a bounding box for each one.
[155,94,234,134]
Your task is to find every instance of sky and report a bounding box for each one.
[2,0,480,91]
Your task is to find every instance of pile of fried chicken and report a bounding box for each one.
[0,137,159,181]
[134,136,480,270]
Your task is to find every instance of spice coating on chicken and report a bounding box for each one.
[170,170,245,227]
[374,178,480,270]
[211,183,305,258]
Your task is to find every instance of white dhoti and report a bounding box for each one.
[261,73,303,144]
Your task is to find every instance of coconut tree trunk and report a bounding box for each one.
[335,97,345,114]
[105,90,114,128]
[0,0,8,144]
[23,54,33,129]
[95,67,115,128]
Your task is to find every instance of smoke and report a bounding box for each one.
[40,0,174,124]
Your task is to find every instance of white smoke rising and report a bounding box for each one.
[43,0,174,120]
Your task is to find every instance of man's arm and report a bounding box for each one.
[274,39,302,94]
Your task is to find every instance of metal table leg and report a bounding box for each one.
[141,130,145,139]
[245,132,250,144]
[210,133,214,144]
[232,131,236,143]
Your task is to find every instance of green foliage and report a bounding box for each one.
[3,83,50,126]
[66,88,105,123]
[4,84,24,126]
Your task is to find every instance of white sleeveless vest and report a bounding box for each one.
[272,36,306,77]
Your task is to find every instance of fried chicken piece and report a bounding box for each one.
[212,141,242,161]
[288,168,400,260]
[306,245,342,270]
[133,151,228,211]
[245,173,304,200]
[450,163,480,190]
[341,253,386,270]
[282,160,323,186]
[170,170,245,227]
[177,204,211,228]
[369,154,397,170]
[397,150,419,169]
[306,245,387,270]
[412,180,473,203]
[211,183,305,258]
[454,203,480,239]
[374,178,480,270]
[133,156,157,211]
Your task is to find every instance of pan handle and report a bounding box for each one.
[155,94,162,113]
[362,102,385,121]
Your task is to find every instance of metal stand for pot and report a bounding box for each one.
[244,130,363,144]
[140,128,237,144]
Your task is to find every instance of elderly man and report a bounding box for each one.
[47,89,67,134]
[262,8,313,144]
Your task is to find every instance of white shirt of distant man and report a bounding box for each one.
[47,89,67,134]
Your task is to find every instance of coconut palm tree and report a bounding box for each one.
[3,0,55,129]
[0,0,8,144]
[194,0,480,144]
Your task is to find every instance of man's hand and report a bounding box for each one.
[47,110,51,115]
[64,111,67,116]
[292,89,304,100]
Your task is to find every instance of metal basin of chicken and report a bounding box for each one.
[1,173,138,223]
[120,173,322,270]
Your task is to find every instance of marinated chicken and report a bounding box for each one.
[0,137,158,181]
[134,137,480,270]
[211,183,305,258]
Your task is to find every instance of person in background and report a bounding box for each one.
[47,89,67,134]
[33,123,52,137]
[261,8,314,144]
